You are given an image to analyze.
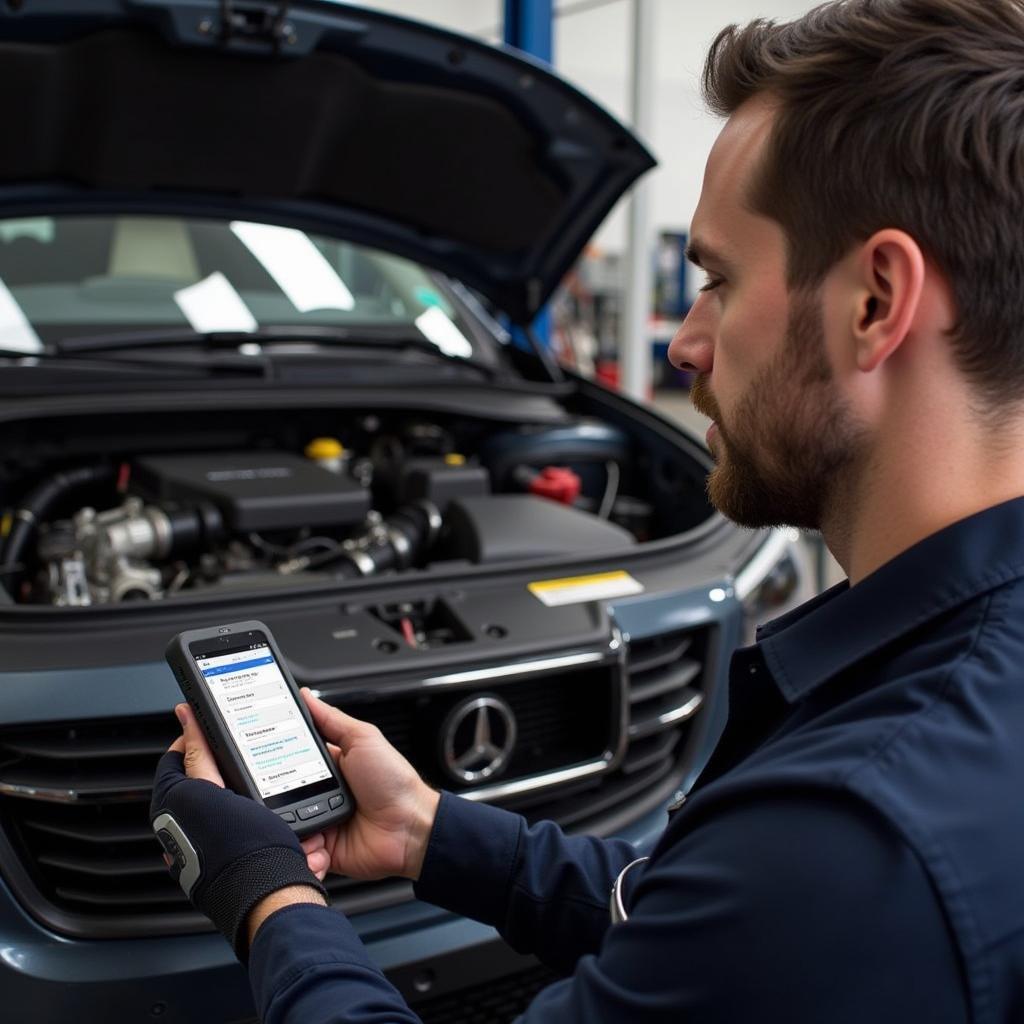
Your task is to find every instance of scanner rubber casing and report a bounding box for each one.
[165,619,354,837]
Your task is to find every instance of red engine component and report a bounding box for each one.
[528,466,582,505]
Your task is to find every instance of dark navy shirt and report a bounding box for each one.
[249,498,1024,1023]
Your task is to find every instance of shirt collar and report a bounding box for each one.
[755,496,1024,703]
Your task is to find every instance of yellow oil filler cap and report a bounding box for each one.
[305,437,347,473]
[305,437,345,460]
[444,453,466,466]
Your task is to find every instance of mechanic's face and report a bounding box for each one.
[668,96,866,530]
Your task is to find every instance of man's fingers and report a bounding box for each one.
[306,847,330,880]
[301,832,326,855]
[176,704,225,787]
[302,689,375,753]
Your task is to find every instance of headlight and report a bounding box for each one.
[734,528,817,644]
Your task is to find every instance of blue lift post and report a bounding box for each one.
[504,0,553,349]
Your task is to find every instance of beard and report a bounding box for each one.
[690,289,866,531]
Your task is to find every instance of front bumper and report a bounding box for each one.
[0,804,669,1022]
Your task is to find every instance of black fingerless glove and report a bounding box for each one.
[150,751,327,961]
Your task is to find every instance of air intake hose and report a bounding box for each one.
[2,465,115,576]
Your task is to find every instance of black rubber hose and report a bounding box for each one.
[330,558,362,580]
[165,502,225,556]
[2,465,115,574]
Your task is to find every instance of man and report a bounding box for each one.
[151,1,1024,1020]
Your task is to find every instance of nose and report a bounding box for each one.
[666,299,714,374]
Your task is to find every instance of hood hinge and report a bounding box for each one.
[201,1,296,52]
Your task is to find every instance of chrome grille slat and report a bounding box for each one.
[38,850,165,878]
[628,658,702,703]
[626,635,692,675]
[22,818,154,843]
[55,884,186,907]
[538,759,675,829]
[3,736,171,760]
[619,732,680,775]
[0,767,154,802]
[628,689,703,738]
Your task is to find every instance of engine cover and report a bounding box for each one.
[441,495,635,563]
[133,452,370,532]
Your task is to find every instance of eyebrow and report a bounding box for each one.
[685,239,730,270]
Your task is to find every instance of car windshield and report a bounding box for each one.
[0,215,479,358]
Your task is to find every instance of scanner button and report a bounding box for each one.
[297,802,326,821]
[329,795,345,810]
[277,811,297,824]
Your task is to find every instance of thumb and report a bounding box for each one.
[174,703,225,788]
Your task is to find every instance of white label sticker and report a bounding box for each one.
[528,570,644,607]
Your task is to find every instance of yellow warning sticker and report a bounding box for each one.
[528,570,644,607]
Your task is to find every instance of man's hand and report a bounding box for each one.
[298,689,440,883]
[151,704,326,960]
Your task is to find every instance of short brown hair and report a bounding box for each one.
[703,0,1024,406]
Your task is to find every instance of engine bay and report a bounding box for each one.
[0,402,709,612]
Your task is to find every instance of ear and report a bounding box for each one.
[852,230,926,373]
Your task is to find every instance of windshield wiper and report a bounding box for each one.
[55,325,497,377]
[0,347,268,377]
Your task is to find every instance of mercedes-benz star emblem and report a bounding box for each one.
[441,695,517,785]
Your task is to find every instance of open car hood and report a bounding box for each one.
[0,0,655,323]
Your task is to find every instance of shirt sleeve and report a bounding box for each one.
[249,790,968,1024]
[413,792,643,972]
[249,903,423,1024]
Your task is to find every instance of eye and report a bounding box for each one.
[698,276,725,293]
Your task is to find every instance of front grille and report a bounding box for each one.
[0,626,710,937]
[345,667,615,791]
[501,628,708,831]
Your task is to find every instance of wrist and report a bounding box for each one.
[247,883,327,948]
[403,784,441,881]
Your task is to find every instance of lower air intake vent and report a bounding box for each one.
[411,964,560,1024]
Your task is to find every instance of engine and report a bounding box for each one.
[1,419,645,607]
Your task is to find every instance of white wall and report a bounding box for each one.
[352,2,816,259]
[555,1,817,256]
